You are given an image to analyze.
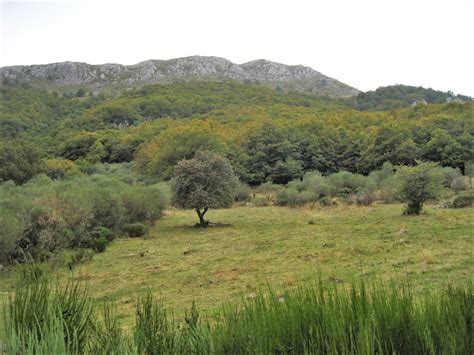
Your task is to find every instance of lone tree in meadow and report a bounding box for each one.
[172,151,239,227]
[395,161,443,215]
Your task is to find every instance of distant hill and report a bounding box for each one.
[0,56,360,98]
[348,85,472,111]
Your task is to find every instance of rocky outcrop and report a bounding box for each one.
[0,56,360,97]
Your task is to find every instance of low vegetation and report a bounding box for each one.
[3,266,472,354]
[0,171,169,264]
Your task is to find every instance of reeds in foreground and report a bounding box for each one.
[3,269,473,354]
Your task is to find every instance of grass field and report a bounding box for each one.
[1,203,473,337]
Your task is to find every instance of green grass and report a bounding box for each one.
[4,274,473,354]
[1,204,473,337]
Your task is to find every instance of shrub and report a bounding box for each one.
[319,196,337,206]
[85,187,125,230]
[19,205,68,261]
[378,175,398,203]
[0,210,23,263]
[355,189,376,206]
[299,171,330,200]
[122,185,168,224]
[92,236,108,253]
[451,176,470,193]
[369,161,395,186]
[0,172,168,264]
[235,182,252,202]
[256,182,282,204]
[43,159,80,180]
[252,197,271,207]
[276,188,312,207]
[434,166,461,187]
[124,223,147,238]
[91,227,114,242]
[452,194,474,208]
[275,188,289,206]
[327,171,373,196]
[395,161,444,215]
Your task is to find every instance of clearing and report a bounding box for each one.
[0,204,472,332]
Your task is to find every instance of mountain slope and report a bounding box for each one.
[0,56,360,97]
[348,84,472,111]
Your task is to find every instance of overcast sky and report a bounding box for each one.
[1,0,473,95]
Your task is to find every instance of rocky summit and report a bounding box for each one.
[0,56,359,97]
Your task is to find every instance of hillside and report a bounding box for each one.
[349,84,472,111]
[1,79,472,185]
[0,56,360,97]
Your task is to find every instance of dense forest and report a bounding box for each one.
[1,80,472,185]
[348,84,471,111]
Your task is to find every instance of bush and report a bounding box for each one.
[20,205,68,261]
[0,210,22,263]
[92,236,108,253]
[369,161,395,186]
[319,196,337,206]
[67,249,94,269]
[124,223,147,238]
[276,188,312,207]
[395,161,444,215]
[235,182,252,202]
[0,172,168,264]
[85,187,126,231]
[43,159,80,180]
[327,171,373,196]
[299,171,330,200]
[451,176,470,193]
[355,189,376,206]
[434,166,461,187]
[256,182,282,204]
[252,197,271,207]
[452,194,474,208]
[91,227,114,242]
[122,185,168,224]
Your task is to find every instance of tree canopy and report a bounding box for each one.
[172,151,238,226]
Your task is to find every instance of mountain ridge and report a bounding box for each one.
[0,56,360,97]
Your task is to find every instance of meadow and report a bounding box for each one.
[1,203,472,338]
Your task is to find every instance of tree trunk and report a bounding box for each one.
[195,208,209,227]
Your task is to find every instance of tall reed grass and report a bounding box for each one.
[3,268,472,354]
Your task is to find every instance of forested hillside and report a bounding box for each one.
[1,80,473,185]
[349,84,472,111]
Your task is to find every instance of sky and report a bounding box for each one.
[1,0,473,95]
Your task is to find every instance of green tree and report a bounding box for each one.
[0,139,44,184]
[422,129,464,169]
[59,132,100,161]
[135,121,225,180]
[395,161,443,215]
[172,151,238,227]
[271,158,303,184]
[237,123,301,184]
